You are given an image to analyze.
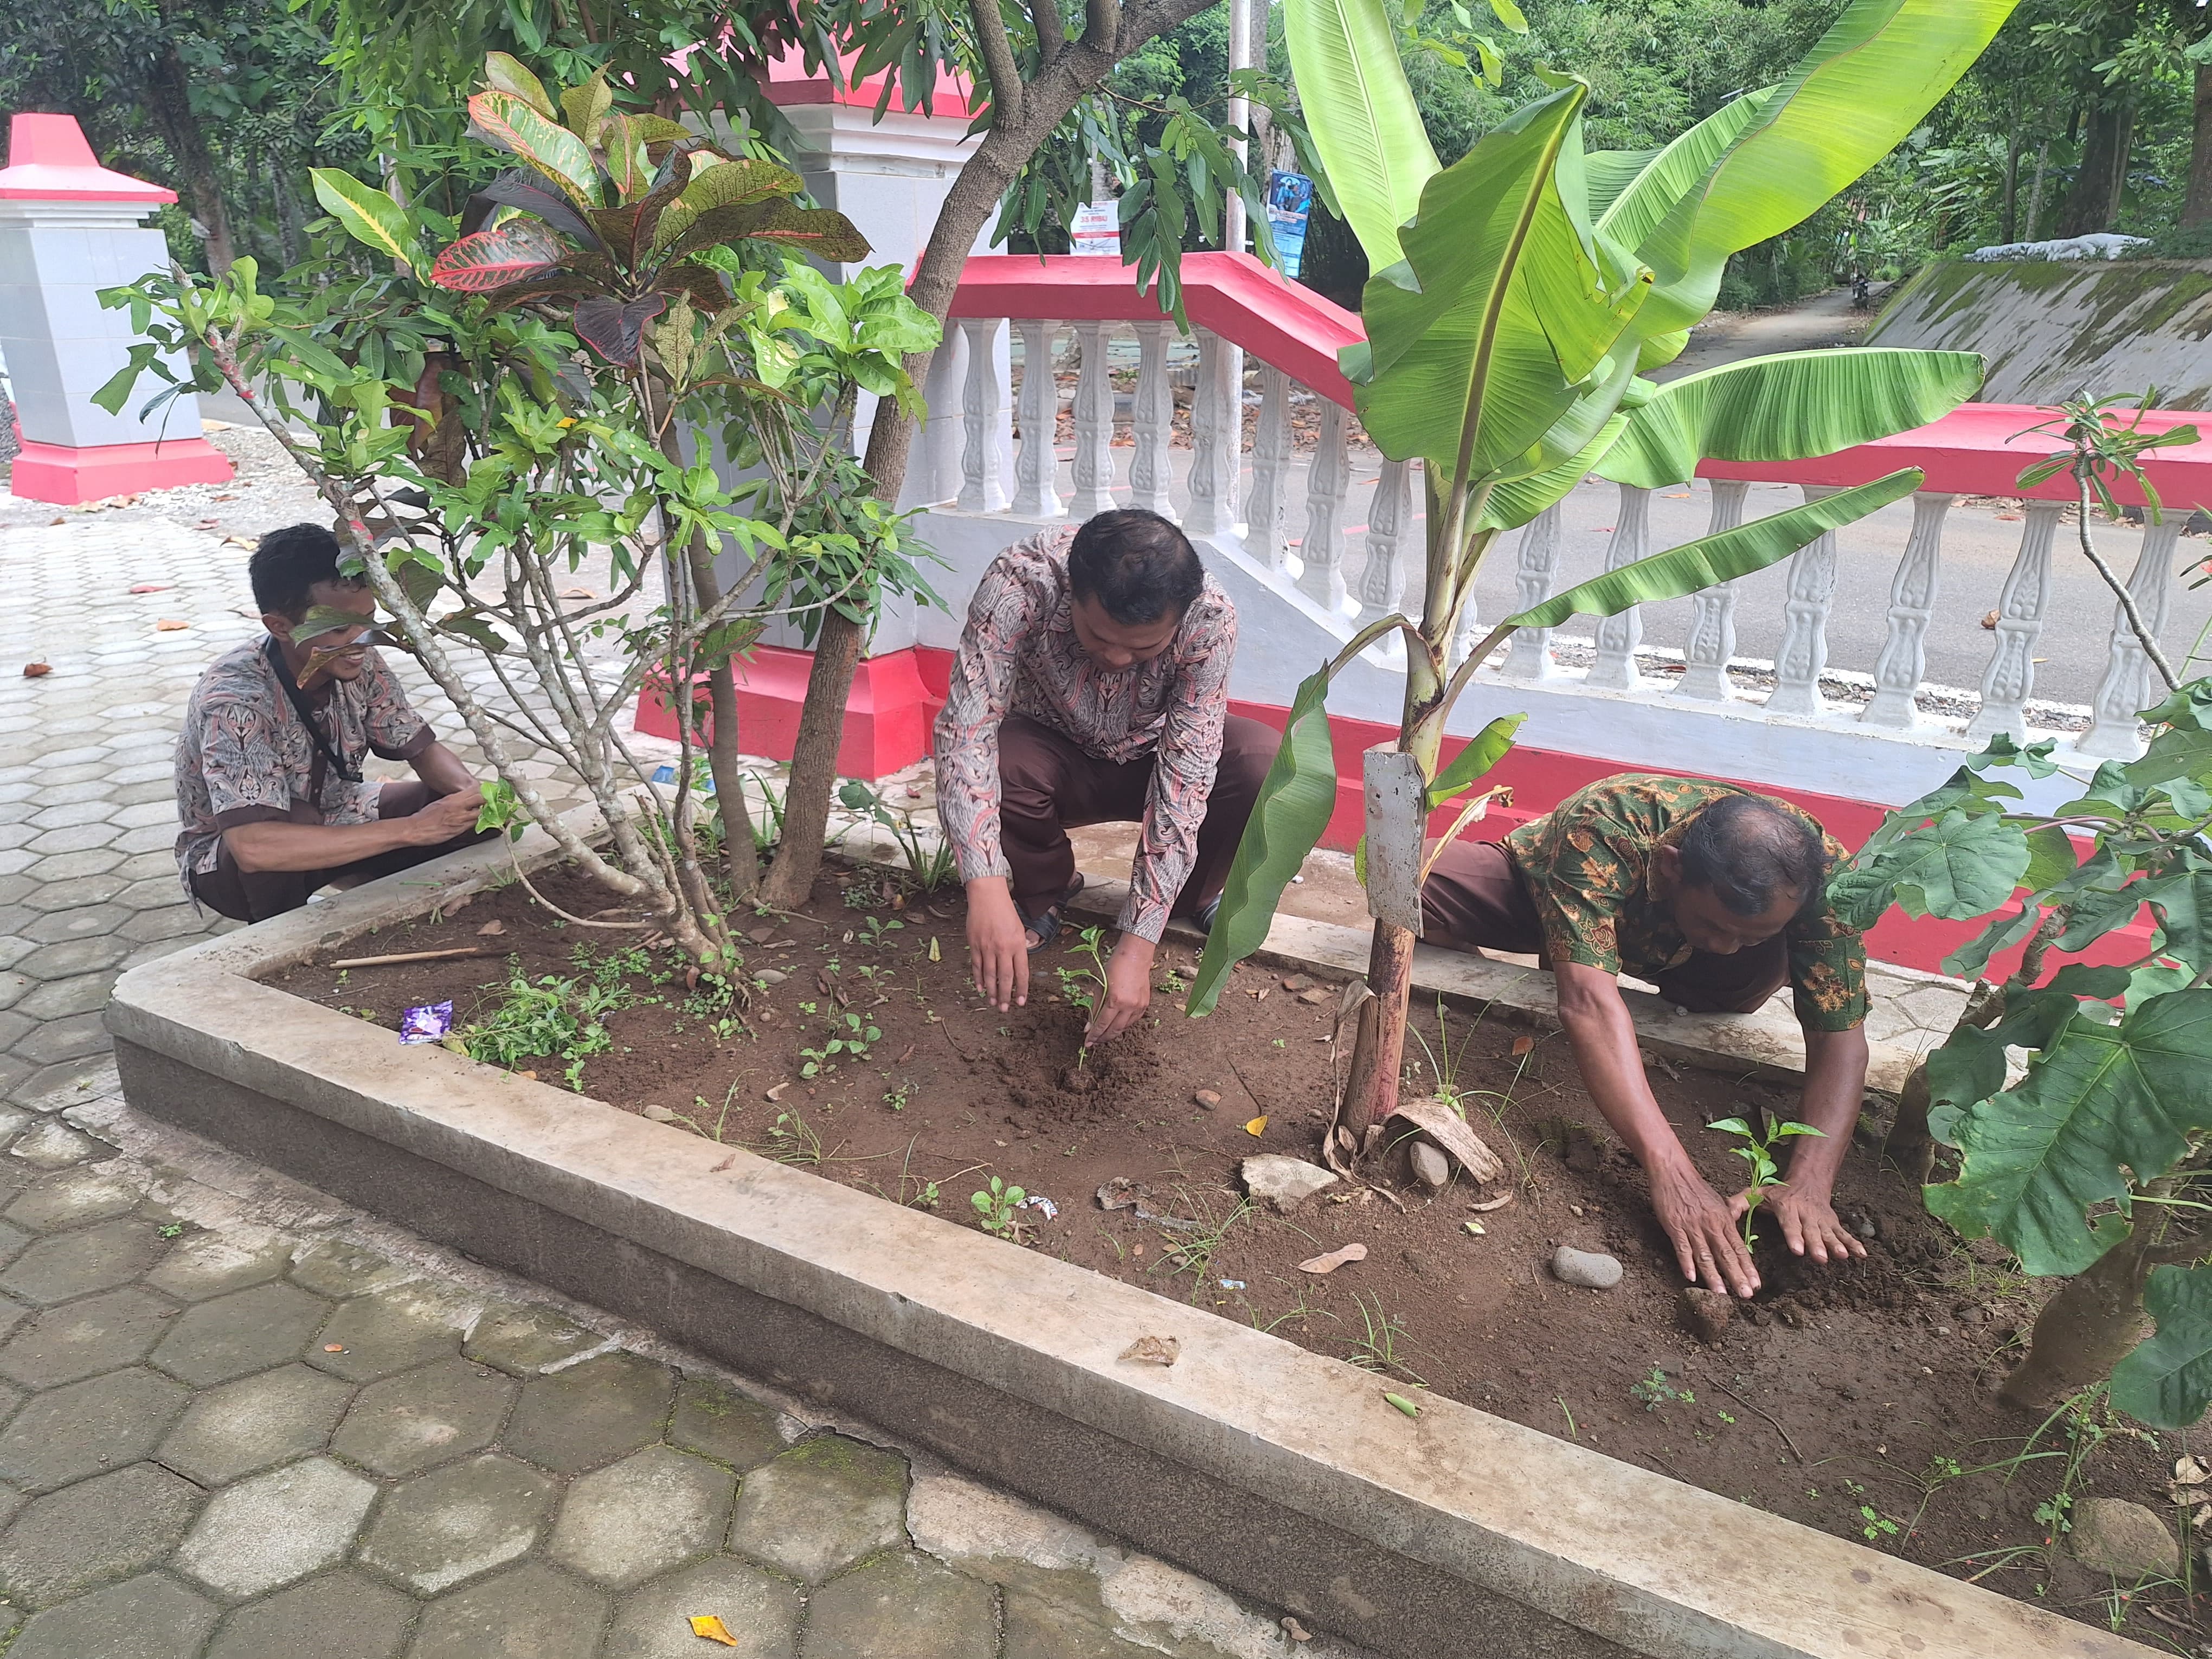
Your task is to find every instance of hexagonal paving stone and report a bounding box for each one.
[547,1445,736,1590]
[358,1451,555,1594]
[287,1240,417,1299]
[23,825,122,859]
[20,904,133,946]
[174,1456,377,1600]
[16,972,120,1022]
[158,1364,356,1487]
[151,1280,329,1387]
[204,1569,417,1659]
[0,1462,203,1609]
[145,1231,292,1301]
[10,937,130,982]
[502,1349,674,1474]
[108,800,178,831]
[10,1013,112,1067]
[0,972,28,1012]
[331,1356,516,1477]
[0,1217,167,1306]
[606,1555,802,1659]
[0,1221,33,1272]
[121,904,215,944]
[2,1571,219,1659]
[0,1286,172,1388]
[727,1436,908,1584]
[462,1301,603,1375]
[308,1284,471,1382]
[671,1375,786,1472]
[0,1367,190,1493]
[798,1551,994,1659]
[4,1167,138,1232]
[27,849,125,883]
[407,1561,610,1659]
[8,1120,101,1171]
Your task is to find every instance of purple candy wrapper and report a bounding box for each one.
[399,1001,455,1045]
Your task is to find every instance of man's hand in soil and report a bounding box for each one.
[1739,1182,1867,1267]
[1650,1155,1761,1298]
[964,877,1030,1013]
[1084,935,1155,1045]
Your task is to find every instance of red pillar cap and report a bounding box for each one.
[0,113,176,204]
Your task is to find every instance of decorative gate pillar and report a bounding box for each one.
[0,114,230,503]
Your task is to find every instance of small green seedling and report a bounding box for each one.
[972,1176,1025,1237]
[1056,925,1111,1067]
[1629,1366,1694,1411]
[1859,1504,1900,1541]
[1706,1114,1824,1248]
[800,1009,882,1077]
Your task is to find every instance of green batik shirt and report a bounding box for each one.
[1503,774,1867,1032]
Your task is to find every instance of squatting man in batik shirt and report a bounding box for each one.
[1421,776,1872,1300]
[174,524,490,923]
[933,510,1281,1046]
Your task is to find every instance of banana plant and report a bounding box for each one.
[1188,0,2018,1137]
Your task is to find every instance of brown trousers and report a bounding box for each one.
[1420,838,1788,1015]
[190,781,494,925]
[998,713,1281,924]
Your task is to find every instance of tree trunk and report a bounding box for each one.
[145,34,235,274]
[1999,1232,2155,1412]
[1883,978,2005,1182]
[2185,62,2212,232]
[2055,99,2134,237]
[2024,140,2050,243]
[1347,921,1417,1126]
[2001,128,2021,246]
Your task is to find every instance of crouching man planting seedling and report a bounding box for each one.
[1422,777,1870,1297]
[934,510,1280,1047]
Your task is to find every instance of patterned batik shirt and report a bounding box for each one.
[1503,774,1867,1031]
[933,525,1237,943]
[174,638,435,891]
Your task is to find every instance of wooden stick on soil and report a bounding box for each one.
[1715,1381,1806,1463]
[328,946,490,970]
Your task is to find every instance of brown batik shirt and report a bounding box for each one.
[1503,774,1867,1031]
[173,638,435,892]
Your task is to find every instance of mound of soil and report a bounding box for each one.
[272,860,2197,1637]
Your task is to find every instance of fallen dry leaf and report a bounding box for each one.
[1510,1034,1534,1058]
[561,587,596,600]
[1388,1097,1505,1184]
[1297,1242,1368,1275]
[1119,1334,1179,1365]
[1467,1192,1515,1212]
[155,619,190,632]
[476,920,506,937]
[895,1043,915,1065]
[1282,1615,1314,1642]
[709,1154,735,1173]
[689,1613,741,1647]
[764,1082,790,1103]
[129,582,170,594]
[1980,609,2001,630]
[1243,1115,1268,1137]
[21,663,50,679]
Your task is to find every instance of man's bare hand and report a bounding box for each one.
[1650,1158,1760,1298]
[1083,940,1154,1046]
[407,788,488,845]
[964,879,1028,1013]
[1741,1182,1867,1266]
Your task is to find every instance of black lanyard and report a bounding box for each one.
[263,634,362,789]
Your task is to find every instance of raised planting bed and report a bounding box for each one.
[107,822,2167,1659]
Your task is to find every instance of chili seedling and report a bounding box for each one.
[972,1176,1026,1238]
[1706,1113,1824,1248]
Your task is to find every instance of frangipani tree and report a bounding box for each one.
[1188,0,2018,1136]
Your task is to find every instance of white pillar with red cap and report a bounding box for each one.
[0,113,232,504]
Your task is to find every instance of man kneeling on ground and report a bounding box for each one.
[175,523,490,922]
[935,510,1280,1047]
[1422,775,1871,1298]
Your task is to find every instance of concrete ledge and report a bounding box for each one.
[106,829,2150,1659]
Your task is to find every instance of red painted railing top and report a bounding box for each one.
[0,113,176,204]
[757,43,978,119]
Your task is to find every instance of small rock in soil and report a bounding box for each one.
[1678,1287,1733,1345]
[1281,975,1313,992]
[1552,1245,1623,1290]
[756,969,788,986]
[641,1105,679,1123]
[1296,987,1330,1006]
[1409,1142,1451,1191]
[1194,1089,1222,1109]
[1242,1154,1339,1214]
[746,924,779,944]
[2069,1498,2181,1579]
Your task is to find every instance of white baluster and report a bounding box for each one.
[1861,492,1955,730]
[1245,365,1293,570]
[1185,331,1238,538]
[1128,320,1177,520]
[1674,480,1748,701]
[955,316,1009,513]
[1357,458,1414,625]
[2078,517,2183,758]
[1067,320,1117,518]
[1500,505,1564,681]
[1586,485,1652,691]
[1297,398,1351,612]
[1009,319,1064,519]
[1765,485,1844,719]
[1966,499,2066,742]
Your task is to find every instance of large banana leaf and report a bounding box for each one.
[1283,0,1439,269]
[1474,413,1630,532]
[2112,1264,2212,1429]
[1594,91,1775,273]
[1186,666,1342,1017]
[1927,988,2212,1276]
[1594,349,1984,489]
[1506,467,1922,629]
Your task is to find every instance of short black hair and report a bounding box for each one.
[250,524,356,620]
[1067,509,1204,626]
[1676,794,1828,918]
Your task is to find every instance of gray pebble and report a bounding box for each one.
[1551,1244,1623,1290]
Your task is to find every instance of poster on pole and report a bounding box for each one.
[1265,171,1315,279]
[1070,202,1120,257]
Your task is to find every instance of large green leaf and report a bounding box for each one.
[1506,467,1921,629]
[1927,989,2212,1276]
[1186,666,1340,1018]
[1827,808,2029,931]
[1593,349,1984,488]
[310,169,417,269]
[1427,714,1524,806]
[1594,89,1774,272]
[468,89,603,209]
[1474,414,1630,532]
[1283,0,1439,269]
[2113,1264,2212,1429]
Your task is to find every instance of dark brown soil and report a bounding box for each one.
[272,860,2209,1642]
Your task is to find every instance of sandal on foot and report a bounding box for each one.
[1023,875,1086,953]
